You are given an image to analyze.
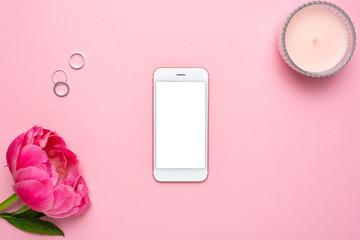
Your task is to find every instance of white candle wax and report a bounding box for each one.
[279,2,356,77]
[286,6,347,72]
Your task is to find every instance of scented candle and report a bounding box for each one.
[279,2,356,77]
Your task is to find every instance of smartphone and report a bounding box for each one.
[153,68,209,182]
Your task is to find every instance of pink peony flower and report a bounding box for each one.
[6,126,90,218]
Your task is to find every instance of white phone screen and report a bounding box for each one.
[155,81,206,169]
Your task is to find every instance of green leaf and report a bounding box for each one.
[11,205,45,218]
[0,213,64,236]
[12,205,31,215]
[16,210,45,219]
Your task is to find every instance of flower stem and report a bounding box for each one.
[0,193,19,212]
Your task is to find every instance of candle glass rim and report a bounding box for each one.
[280,1,356,77]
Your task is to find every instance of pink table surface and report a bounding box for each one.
[1,0,360,239]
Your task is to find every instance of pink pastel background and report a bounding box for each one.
[0,0,360,239]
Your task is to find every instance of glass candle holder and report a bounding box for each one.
[279,1,356,77]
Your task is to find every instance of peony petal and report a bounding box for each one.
[34,130,51,148]
[48,164,59,186]
[63,148,79,171]
[32,126,42,136]
[75,177,89,196]
[13,166,51,185]
[68,177,91,217]
[14,180,54,212]
[6,133,25,174]
[22,127,35,146]
[46,149,68,176]
[46,206,80,218]
[62,166,80,188]
[49,187,68,210]
[44,133,66,152]
[16,145,48,171]
[72,194,91,217]
[73,192,82,206]
[45,176,90,219]
[45,185,75,215]
[46,147,79,180]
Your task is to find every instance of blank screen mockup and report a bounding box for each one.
[155,81,206,169]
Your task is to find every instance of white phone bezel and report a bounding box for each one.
[153,68,209,182]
